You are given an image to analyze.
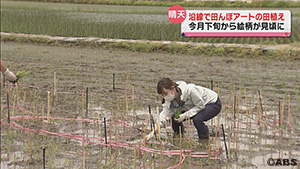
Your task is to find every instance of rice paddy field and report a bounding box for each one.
[1,1,300,169]
[0,40,300,168]
[1,1,300,44]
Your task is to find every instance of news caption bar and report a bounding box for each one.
[180,10,291,37]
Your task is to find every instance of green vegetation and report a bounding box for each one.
[16,70,29,79]
[2,34,299,60]
[1,2,300,45]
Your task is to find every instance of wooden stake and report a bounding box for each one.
[22,91,26,126]
[288,94,292,132]
[113,73,115,91]
[280,98,284,137]
[37,104,40,130]
[86,87,88,118]
[179,126,182,169]
[54,72,57,97]
[143,118,149,146]
[132,86,135,126]
[109,114,112,143]
[16,83,19,107]
[42,101,44,131]
[264,96,268,129]
[165,116,168,143]
[82,92,85,118]
[104,117,107,144]
[208,135,211,159]
[133,144,136,169]
[28,132,32,159]
[83,142,85,169]
[12,93,16,117]
[46,91,51,130]
[32,92,36,122]
[114,109,118,144]
[228,126,231,160]
[244,88,248,126]
[125,82,128,122]
[236,96,240,159]
[7,89,10,123]
[98,112,101,141]
[257,91,262,130]
[43,147,46,169]
[221,124,228,159]
[171,118,173,145]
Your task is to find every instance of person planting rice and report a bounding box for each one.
[146,78,222,143]
[0,61,18,83]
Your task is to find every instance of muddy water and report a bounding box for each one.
[1,42,300,168]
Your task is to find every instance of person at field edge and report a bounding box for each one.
[0,61,18,83]
[146,78,222,142]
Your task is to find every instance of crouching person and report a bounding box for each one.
[146,78,222,142]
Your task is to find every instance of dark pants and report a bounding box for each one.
[171,98,222,137]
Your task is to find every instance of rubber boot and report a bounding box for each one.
[198,134,209,149]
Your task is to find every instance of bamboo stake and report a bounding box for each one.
[179,126,182,169]
[122,99,125,142]
[29,91,32,113]
[249,96,252,129]
[125,81,128,122]
[98,112,101,141]
[228,126,231,160]
[133,144,136,169]
[273,99,277,134]
[280,98,284,137]
[28,132,32,159]
[143,118,148,146]
[46,91,51,130]
[170,118,173,145]
[288,94,292,132]
[114,110,118,144]
[257,91,261,130]
[244,88,248,126]
[22,91,26,126]
[132,86,136,125]
[37,104,40,130]
[42,101,44,132]
[86,87,88,118]
[7,89,10,123]
[208,134,211,159]
[12,93,16,117]
[160,138,163,169]
[278,101,280,131]
[83,142,86,169]
[50,86,54,106]
[32,92,36,122]
[214,122,217,155]
[217,117,220,157]
[165,116,168,143]
[54,72,57,97]
[264,96,267,129]
[236,96,240,159]
[82,92,85,118]
[16,83,19,107]
[109,114,112,143]
[157,106,160,142]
